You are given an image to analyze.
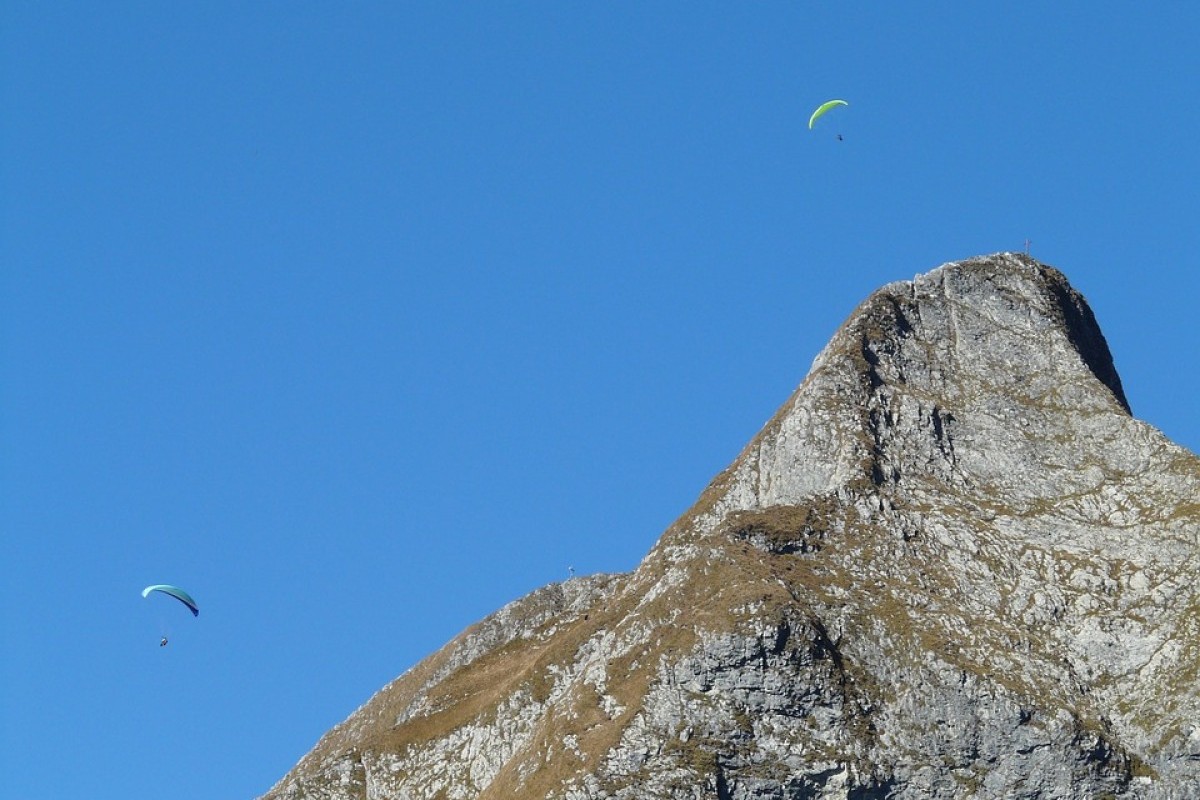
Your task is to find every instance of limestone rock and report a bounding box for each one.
[260,254,1200,799]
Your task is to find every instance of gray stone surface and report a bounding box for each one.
[259,254,1200,799]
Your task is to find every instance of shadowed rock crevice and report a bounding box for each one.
[1046,276,1131,414]
[260,254,1199,800]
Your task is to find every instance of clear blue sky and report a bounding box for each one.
[3,4,1197,797]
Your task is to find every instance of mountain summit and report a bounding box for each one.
[261,254,1200,799]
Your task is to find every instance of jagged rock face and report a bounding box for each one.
[260,254,1200,800]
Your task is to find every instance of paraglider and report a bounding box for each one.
[808,99,847,129]
[142,585,198,647]
[142,584,199,616]
[808,99,848,136]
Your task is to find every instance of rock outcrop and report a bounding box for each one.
[260,254,1200,799]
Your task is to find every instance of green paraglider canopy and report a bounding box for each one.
[142,584,199,616]
[808,99,848,129]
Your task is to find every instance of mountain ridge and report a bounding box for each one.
[261,253,1200,799]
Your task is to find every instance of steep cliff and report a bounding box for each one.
[260,254,1200,799]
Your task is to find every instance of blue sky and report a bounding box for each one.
[3,4,1198,797]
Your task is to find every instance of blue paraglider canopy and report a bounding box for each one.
[141,584,199,616]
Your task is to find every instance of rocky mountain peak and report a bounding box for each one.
[694,253,1130,518]
[261,254,1199,800]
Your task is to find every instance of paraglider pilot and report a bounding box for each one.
[160,637,169,647]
